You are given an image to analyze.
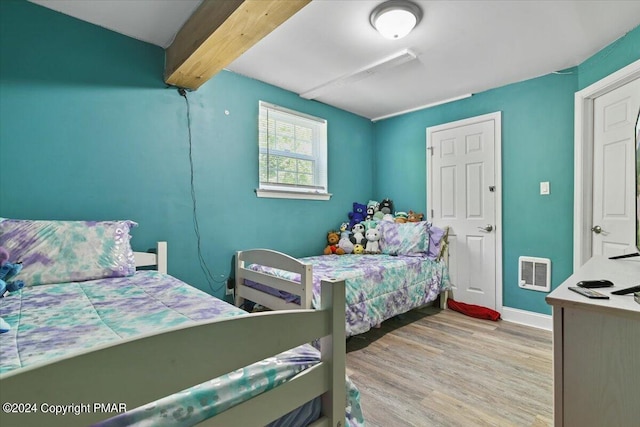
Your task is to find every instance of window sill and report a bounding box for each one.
[255,189,332,201]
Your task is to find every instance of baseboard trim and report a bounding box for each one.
[501,306,552,331]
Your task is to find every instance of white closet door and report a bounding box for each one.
[592,77,640,257]
[428,113,499,309]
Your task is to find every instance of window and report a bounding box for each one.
[257,101,330,200]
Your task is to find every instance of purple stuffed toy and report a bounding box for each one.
[348,202,367,230]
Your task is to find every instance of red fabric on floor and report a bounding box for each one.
[447,299,501,321]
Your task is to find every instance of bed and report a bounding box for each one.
[235,221,451,337]
[0,218,363,427]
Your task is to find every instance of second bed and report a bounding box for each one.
[235,223,451,337]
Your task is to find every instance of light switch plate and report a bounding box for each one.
[540,181,550,195]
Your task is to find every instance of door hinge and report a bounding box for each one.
[427,146,434,155]
[431,209,434,218]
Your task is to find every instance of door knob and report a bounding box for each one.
[478,225,493,232]
[591,225,603,234]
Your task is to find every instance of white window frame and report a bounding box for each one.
[256,101,331,200]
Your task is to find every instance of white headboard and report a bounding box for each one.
[134,241,167,274]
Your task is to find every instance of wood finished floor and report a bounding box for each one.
[346,306,553,427]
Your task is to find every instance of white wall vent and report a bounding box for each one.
[518,256,551,292]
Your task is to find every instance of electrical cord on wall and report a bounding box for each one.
[178,88,226,294]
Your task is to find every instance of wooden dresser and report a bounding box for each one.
[546,256,640,427]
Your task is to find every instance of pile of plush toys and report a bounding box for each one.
[0,246,24,333]
[323,199,425,255]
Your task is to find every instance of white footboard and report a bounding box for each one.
[235,249,314,310]
[0,279,346,427]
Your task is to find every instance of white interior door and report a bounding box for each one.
[428,112,501,309]
[592,77,640,257]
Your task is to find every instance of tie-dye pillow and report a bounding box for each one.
[378,221,430,255]
[0,218,137,286]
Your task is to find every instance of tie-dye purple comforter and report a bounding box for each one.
[0,271,364,426]
[249,254,451,336]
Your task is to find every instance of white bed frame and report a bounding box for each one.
[134,241,168,274]
[0,242,347,427]
[235,226,451,313]
[235,249,315,311]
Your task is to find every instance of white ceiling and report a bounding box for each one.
[30,0,640,120]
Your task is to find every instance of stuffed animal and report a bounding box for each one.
[338,235,354,254]
[382,213,395,222]
[365,226,381,254]
[407,210,424,222]
[0,246,24,298]
[353,244,365,254]
[350,223,367,245]
[365,206,375,220]
[394,211,408,223]
[379,198,394,215]
[324,231,345,255]
[362,219,378,231]
[347,202,367,230]
[337,223,354,254]
[339,222,350,237]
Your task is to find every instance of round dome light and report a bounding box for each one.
[370,1,422,40]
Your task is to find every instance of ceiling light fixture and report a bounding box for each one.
[370,0,423,40]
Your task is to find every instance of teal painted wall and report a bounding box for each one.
[374,26,640,315]
[578,25,640,90]
[1,0,638,313]
[375,74,576,315]
[0,0,374,299]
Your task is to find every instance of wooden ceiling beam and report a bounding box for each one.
[165,0,311,90]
